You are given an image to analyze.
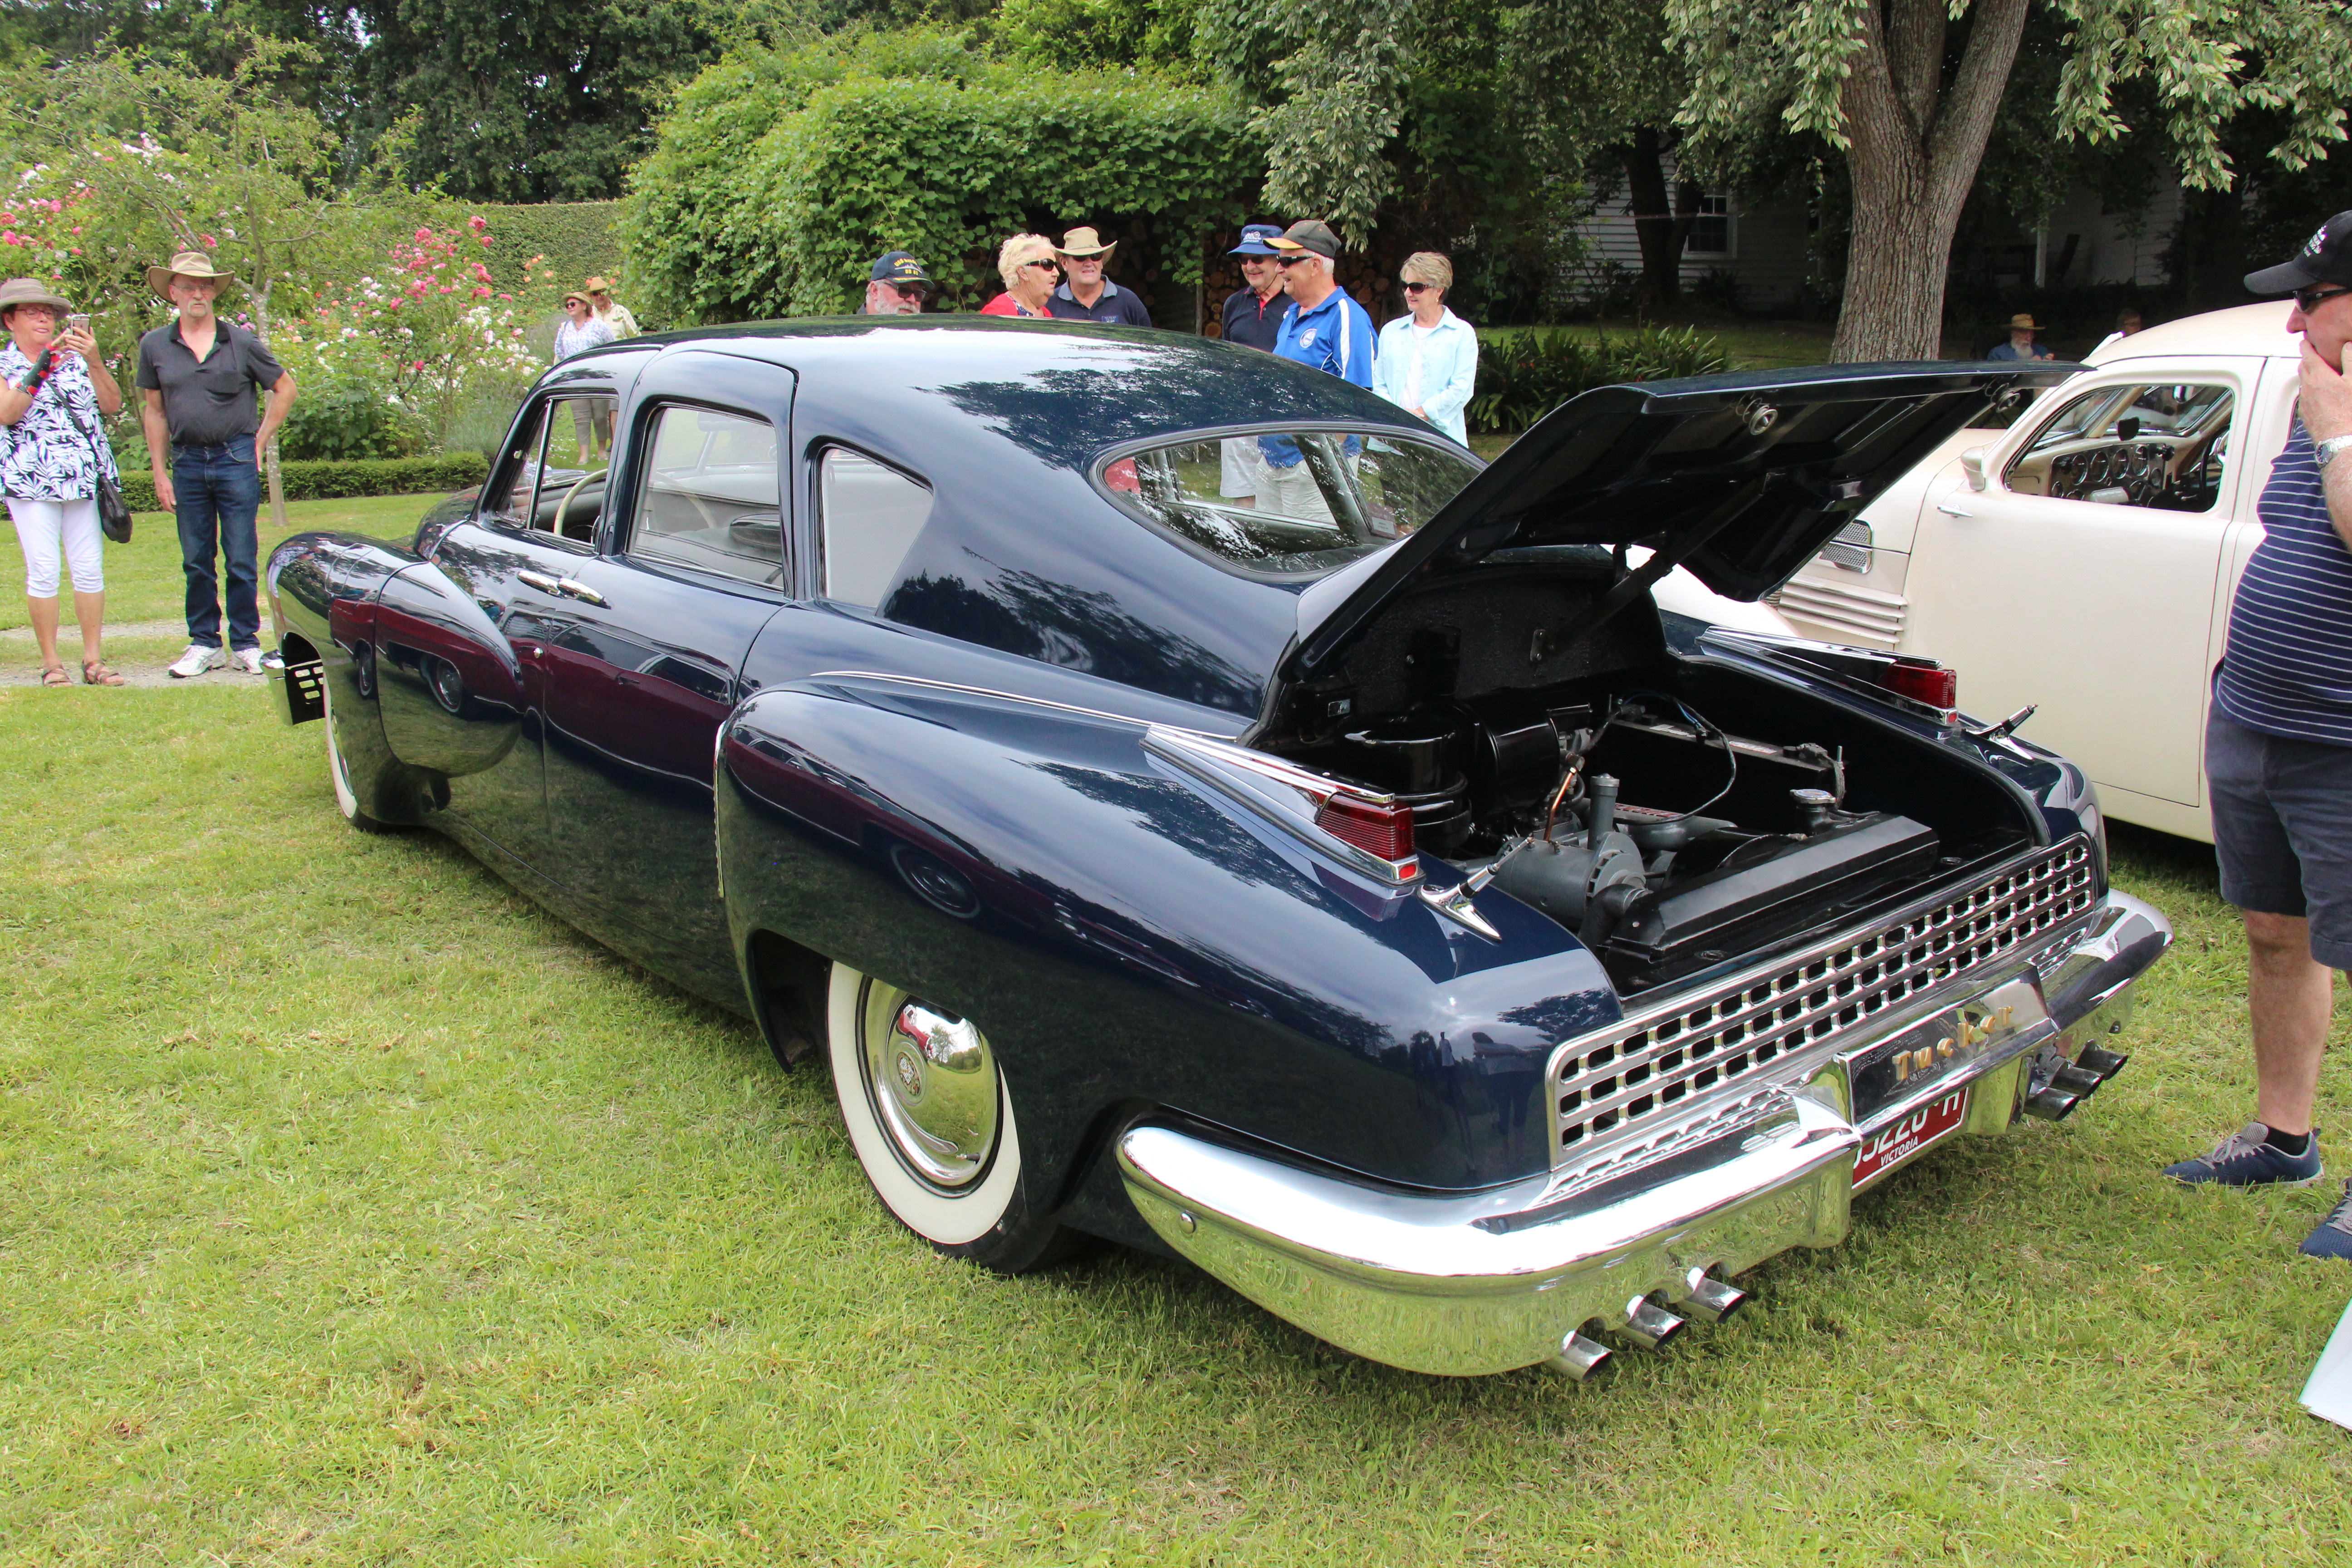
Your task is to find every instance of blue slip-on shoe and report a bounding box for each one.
[2299,1182,2352,1259]
[2162,1123,2324,1187]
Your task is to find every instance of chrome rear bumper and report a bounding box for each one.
[1117,889,2169,1377]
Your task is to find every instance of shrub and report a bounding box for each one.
[1468,326,1731,433]
[625,29,1255,321]
[471,201,626,297]
[119,451,488,512]
[278,377,425,461]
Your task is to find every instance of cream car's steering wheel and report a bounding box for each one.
[555,467,609,539]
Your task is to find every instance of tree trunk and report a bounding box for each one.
[252,279,288,530]
[1619,126,1690,314]
[1828,0,2031,362]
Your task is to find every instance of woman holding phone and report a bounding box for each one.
[0,276,125,686]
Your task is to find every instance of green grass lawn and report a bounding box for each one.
[4,691,2351,1564]
[0,493,456,679]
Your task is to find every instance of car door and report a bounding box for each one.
[375,382,624,866]
[536,352,793,1001]
[1901,357,2262,810]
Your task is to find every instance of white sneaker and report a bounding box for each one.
[230,647,265,675]
[168,644,225,679]
[260,648,284,672]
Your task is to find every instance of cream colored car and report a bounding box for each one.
[1773,301,2303,842]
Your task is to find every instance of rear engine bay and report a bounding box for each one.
[1267,563,2039,993]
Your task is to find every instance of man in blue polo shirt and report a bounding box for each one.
[1255,220,1375,524]
[2161,210,2352,1261]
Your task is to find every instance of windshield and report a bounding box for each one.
[1097,429,1483,578]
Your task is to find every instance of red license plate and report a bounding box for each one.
[1853,1089,1969,1187]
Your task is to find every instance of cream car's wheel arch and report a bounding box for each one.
[827,964,1024,1248]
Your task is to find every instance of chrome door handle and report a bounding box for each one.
[517,569,563,593]
[1935,500,1973,518]
[557,578,606,606]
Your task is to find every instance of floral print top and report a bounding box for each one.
[553,316,615,363]
[0,343,119,501]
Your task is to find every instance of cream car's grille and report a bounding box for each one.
[1772,574,1908,647]
[1550,838,2098,1162]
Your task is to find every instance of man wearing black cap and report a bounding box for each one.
[858,252,931,316]
[2162,211,2352,1261]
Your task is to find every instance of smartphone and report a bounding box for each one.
[65,313,89,337]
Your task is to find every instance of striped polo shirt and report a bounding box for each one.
[2215,421,2352,746]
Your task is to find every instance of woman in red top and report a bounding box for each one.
[980,234,1059,318]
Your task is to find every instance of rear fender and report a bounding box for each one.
[375,564,526,777]
[715,675,1619,1201]
[264,531,440,826]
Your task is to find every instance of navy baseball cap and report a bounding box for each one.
[2245,211,2352,295]
[869,251,931,287]
[1229,224,1283,256]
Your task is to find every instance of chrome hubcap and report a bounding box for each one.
[860,982,999,1191]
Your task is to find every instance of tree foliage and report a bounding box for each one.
[624,28,1255,321]
[1662,0,2352,357]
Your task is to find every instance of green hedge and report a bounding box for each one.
[1468,326,1732,433]
[475,201,626,296]
[121,451,488,512]
[626,29,1254,321]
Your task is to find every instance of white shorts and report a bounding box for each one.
[7,495,103,596]
[1219,438,1268,500]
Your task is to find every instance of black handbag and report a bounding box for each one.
[55,379,132,544]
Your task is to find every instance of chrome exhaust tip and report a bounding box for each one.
[2075,1045,2129,1080]
[1683,1272,1749,1324]
[1541,1329,1615,1383]
[2022,1086,2081,1121]
[2049,1063,2106,1098]
[1620,1295,1688,1349]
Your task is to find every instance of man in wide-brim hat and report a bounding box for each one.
[1986,310,2055,361]
[135,248,298,679]
[1046,225,1154,327]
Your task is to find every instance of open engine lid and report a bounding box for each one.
[1289,361,2075,681]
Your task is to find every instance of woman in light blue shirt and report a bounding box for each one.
[1371,252,1478,446]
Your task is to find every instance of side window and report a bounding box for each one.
[820,448,935,609]
[491,393,617,542]
[628,404,783,587]
[2003,381,2234,513]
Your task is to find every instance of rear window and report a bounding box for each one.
[1097,429,1481,578]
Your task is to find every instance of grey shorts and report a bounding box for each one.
[2207,706,2352,968]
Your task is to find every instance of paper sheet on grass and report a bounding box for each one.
[2299,1298,2352,1430]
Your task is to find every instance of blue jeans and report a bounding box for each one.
[174,437,261,652]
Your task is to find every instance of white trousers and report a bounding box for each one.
[7,495,103,597]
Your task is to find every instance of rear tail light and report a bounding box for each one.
[1879,657,1956,714]
[1314,793,1416,863]
[1143,727,1422,884]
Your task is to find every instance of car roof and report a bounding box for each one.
[2085,300,2297,367]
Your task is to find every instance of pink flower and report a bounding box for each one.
[472,286,492,297]
[200,232,217,248]
[467,215,486,230]
[415,227,432,242]
[412,360,424,372]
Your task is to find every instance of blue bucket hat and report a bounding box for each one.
[1229,224,1284,257]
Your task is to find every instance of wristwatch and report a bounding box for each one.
[2318,433,2352,472]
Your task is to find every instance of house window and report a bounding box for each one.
[1688,192,1733,258]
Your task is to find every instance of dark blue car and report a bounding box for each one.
[265,319,2169,1381]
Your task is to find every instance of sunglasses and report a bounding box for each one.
[1278,254,1321,268]
[2294,285,2351,313]
[890,282,929,297]
[1402,282,1435,294]
[1024,259,1061,272]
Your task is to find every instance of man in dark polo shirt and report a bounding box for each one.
[2162,211,2352,1260]
[1219,223,1289,353]
[1045,227,1154,327]
[135,250,297,678]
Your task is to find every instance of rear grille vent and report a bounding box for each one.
[1772,575,1908,647]
[1549,838,2098,1163]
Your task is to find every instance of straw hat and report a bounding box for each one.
[2004,313,2042,332]
[583,276,616,294]
[146,250,237,297]
[561,288,591,308]
[1057,226,1117,260]
[0,276,74,315]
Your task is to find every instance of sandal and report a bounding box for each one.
[80,659,125,687]
[40,662,71,686]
